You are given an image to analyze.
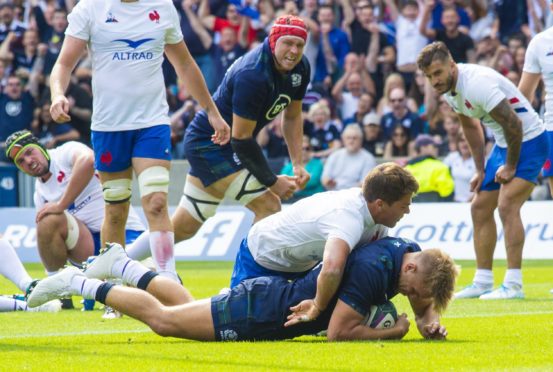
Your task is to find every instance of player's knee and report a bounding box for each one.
[36,213,64,237]
[148,313,175,337]
[251,192,281,219]
[104,203,129,226]
[103,178,132,204]
[138,166,169,198]
[497,201,517,221]
[143,192,168,217]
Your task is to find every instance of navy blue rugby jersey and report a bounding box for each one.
[188,38,310,139]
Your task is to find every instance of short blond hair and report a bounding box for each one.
[418,249,459,314]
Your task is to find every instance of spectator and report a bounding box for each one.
[491,0,530,44]
[430,0,471,34]
[361,111,386,157]
[343,2,395,98]
[182,0,248,90]
[331,52,375,121]
[304,100,342,159]
[381,87,424,139]
[198,0,260,48]
[383,0,428,92]
[408,68,428,119]
[426,93,451,139]
[383,124,415,159]
[321,124,376,190]
[32,6,67,75]
[281,135,324,202]
[257,117,290,175]
[344,92,375,126]
[466,0,494,42]
[313,4,351,85]
[376,72,418,117]
[31,101,80,149]
[0,59,7,87]
[420,2,476,64]
[0,29,39,74]
[443,132,476,202]
[0,2,26,46]
[0,75,34,161]
[437,112,461,156]
[405,134,454,202]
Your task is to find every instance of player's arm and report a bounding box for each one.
[50,36,87,123]
[282,100,310,189]
[457,113,486,191]
[36,146,95,222]
[231,114,297,199]
[488,99,523,182]
[165,41,230,145]
[518,71,541,103]
[408,295,447,339]
[326,300,410,341]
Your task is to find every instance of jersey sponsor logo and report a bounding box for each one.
[57,171,66,183]
[149,10,160,23]
[105,12,118,23]
[112,38,154,49]
[291,73,301,87]
[265,94,291,120]
[100,151,113,167]
[111,39,155,61]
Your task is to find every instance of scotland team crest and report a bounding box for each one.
[291,73,301,87]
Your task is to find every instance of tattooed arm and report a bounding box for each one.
[488,99,523,183]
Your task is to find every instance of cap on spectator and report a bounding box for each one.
[269,15,308,54]
[362,112,380,126]
[0,2,14,9]
[414,134,437,150]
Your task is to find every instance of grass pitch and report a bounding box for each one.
[0,260,552,371]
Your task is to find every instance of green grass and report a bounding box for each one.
[1,260,552,371]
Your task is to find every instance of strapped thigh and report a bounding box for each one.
[179,181,222,222]
[224,169,267,206]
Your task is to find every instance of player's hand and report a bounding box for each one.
[469,170,485,192]
[394,313,411,339]
[284,299,321,327]
[270,175,297,200]
[208,114,231,146]
[292,165,310,189]
[494,165,515,184]
[50,95,71,123]
[36,202,64,223]
[422,321,447,340]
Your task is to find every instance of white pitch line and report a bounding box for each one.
[0,328,152,339]
[443,310,553,319]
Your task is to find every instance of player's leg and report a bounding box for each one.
[36,212,95,273]
[0,235,33,292]
[92,130,134,247]
[0,296,61,312]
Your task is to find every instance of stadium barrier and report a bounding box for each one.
[1,201,552,263]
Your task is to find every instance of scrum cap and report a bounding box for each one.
[269,15,307,54]
[4,130,50,167]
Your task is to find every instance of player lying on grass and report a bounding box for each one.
[27,237,458,341]
[0,234,61,312]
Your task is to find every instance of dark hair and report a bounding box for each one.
[362,162,419,204]
[417,42,453,71]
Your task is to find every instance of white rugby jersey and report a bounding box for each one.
[523,27,553,130]
[66,0,183,131]
[33,142,145,233]
[444,64,544,147]
[247,188,388,272]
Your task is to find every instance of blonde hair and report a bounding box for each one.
[308,100,330,120]
[383,73,406,101]
[418,249,460,314]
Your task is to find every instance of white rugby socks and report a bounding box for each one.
[0,238,33,292]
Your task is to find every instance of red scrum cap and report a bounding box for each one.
[269,15,308,54]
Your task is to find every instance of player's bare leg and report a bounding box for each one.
[36,213,95,272]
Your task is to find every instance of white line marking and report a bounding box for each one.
[0,328,152,339]
[444,310,553,319]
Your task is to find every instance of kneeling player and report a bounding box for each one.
[28,237,458,341]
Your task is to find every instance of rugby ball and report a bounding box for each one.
[362,301,397,329]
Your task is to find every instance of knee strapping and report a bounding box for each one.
[64,211,79,250]
[103,178,132,204]
[179,181,221,222]
[138,166,170,197]
[225,169,266,205]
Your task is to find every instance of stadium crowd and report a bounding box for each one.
[0,0,551,203]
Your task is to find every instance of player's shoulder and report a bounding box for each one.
[457,64,499,92]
